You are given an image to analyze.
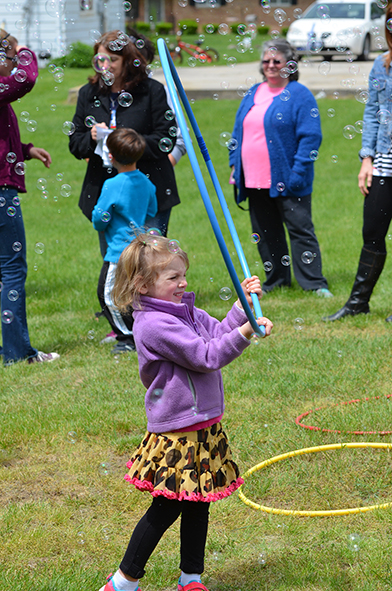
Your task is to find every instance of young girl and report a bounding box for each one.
[100,233,273,591]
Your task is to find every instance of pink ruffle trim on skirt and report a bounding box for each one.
[124,472,244,502]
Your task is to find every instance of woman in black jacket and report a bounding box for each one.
[69,30,180,255]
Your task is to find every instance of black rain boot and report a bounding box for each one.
[323,247,386,321]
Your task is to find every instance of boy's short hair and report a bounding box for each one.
[107,128,146,165]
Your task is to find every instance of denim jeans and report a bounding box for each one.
[0,187,37,364]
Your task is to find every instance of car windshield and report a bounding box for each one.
[303,3,365,18]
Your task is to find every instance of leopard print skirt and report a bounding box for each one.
[125,422,243,502]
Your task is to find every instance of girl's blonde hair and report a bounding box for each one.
[112,233,189,311]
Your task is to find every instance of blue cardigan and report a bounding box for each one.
[229,81,322,203]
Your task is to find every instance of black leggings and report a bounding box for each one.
[362,176,392,253]
[120,497,210,580]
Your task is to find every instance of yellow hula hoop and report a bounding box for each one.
[238,442,392,517]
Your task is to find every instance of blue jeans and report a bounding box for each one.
[0,187,37,364]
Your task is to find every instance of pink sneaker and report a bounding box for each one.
[98,573,140,591]
[28,351,60,364]
[100,331,117,344]
[178,583,209,591]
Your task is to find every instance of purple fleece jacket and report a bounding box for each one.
[0,47,37,192]
[132,292,251,433]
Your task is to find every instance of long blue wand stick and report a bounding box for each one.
[157,38,264,336]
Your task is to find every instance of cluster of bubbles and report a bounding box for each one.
[19,110,37,134]
[218,132,238,151]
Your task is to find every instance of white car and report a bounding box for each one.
[286,0,386,60]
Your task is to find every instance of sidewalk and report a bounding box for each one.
[153,54,376,99]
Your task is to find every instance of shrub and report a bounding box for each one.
[281,27,289,36]
[156,21,173,34]
[203,23,219,34]
[51,41,94,68]
[257,25,270,35]
[178,19,198,34]
[135,22,151,33]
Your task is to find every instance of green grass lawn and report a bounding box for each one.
[2,67,392,591]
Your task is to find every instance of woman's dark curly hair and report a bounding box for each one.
[88,30,149,93]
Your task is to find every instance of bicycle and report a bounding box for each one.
[168,37,219,65]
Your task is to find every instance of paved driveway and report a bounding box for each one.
[153,53,378,98]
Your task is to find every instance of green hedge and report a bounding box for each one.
[257,25,270,35]
[156,21,173,34]
[177,19,198,34]
[134,22,151,33]
[50,41,94,68]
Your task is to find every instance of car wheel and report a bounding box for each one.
[358,35,370,61]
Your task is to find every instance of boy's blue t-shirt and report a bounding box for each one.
[91,170,157,262]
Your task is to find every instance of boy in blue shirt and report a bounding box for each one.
[92,128,157,354]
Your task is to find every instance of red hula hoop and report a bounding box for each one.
[295,394,392,436]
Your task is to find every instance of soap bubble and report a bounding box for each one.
[274,8,286,23]
[218,23,230,35]
[12,196,20,206]
[165,109,175,121]
[301,251,314,264]
[169,126,177,138]
[20,111,29,122]
[6,152,16,163]
[18,49,33,66]
[188,57,197,67]
[354,120,363,134]
[227,56,237,67]
[294,317,304,330]
[34,242,45,254]
[92,53,111,73]
[276,182,285,192]
[0,197,5,207]
[309,150,319,161]
[152,388,164,400]
[50,103,56,111]
[62,121,75,136]
[227,138,238,151]
[343,125,356,139]
[159,138,173,152]
[67,431,77,443]
[7,206,16,217]
[14,162,26,176]
[331,154,338,163]
[251,233,260,244]
[258,552,268,567]
[387,18,392,32]
[310,108,319,118]
[87,330,95,340]
[101,211,111,222]
[377,109,391,125]
[2,310,14,324]
[136,39,145,49]
[60,184,72,197]
[147,227,162,236]
[118,91,133,107]
[94,99,101,108]
[219,287,232,300]
[264,261,273,272]
[7,290,19,302]
[56,173,64,181]
[90,29,101,43]
[98,462,111,475]
[123,0,132,9]
[36,178,47,190]
[219,131,232,147]
[102,71,115,86]
[293,7,302,18]
[53,67,64,83]
[318,61,331,76]
[12,241,22,252]
[14,69,27,83]
[84,115,96,128]
[281,255,291,266]
[167,239,180,253]
[347,533,360,552]
[26,120,37,132]
[250,333,261,345]
[280,88,291,102]
[327,108,335,117]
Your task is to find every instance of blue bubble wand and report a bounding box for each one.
[157,38,264,336]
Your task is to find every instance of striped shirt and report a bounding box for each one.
[373,145,392,177]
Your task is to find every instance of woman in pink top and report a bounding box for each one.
[230,39,332,297]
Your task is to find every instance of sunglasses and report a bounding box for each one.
[262,59,282,66]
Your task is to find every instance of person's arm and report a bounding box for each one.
[92,181,113,231]
[140,81,177,161]
[287,88,322,192]
[358,61,381,196]
[69,85,102,160]
[0,47,38,107]
[28,147,51,168]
